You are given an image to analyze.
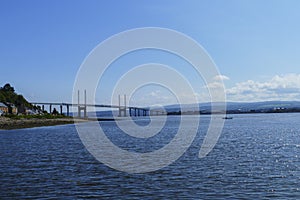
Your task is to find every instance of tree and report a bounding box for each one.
[2,83,15,93]
[52,108,59,115]
[0,83,34,114]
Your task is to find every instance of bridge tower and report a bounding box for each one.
[118,94,127,117]
[78,90,87,118]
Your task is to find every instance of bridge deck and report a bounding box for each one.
[30,102,149,110]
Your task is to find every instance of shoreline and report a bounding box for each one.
[0,117,120,130]
[0,117,89,130]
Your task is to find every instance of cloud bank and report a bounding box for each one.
[124,73,300,106]
[227,74,300,102]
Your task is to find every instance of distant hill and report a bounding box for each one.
[94,101,300,117]
[222,101,300,112]
[162,101,300,114]
[0,83,33,113]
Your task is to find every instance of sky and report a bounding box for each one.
[1,0,300,106]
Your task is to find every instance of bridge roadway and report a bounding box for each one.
[30,102,149,117]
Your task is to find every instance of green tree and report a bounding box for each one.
[0,83,34,114]
[2,83,15,92]
[52,108,59,115]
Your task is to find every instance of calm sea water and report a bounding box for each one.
[0,113,299,199]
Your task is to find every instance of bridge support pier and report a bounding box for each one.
[118,94,127,117]
[78,106,87,118]
[66,105,69,116]
[128,108,148,117]
[78,90,87,118]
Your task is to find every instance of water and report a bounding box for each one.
[0,113,299,199]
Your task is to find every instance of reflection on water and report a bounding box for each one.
[0,113,300,199]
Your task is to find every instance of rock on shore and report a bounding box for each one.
[0,117,82,130]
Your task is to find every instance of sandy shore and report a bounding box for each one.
[0,117,88,130]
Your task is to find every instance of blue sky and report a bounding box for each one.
[1,0,300,106]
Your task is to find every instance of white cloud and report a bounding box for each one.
[105,74,300,106]
[227,73,300,101]
[199,75,229,102]
[205,75,229,89]
[214,75,230,81]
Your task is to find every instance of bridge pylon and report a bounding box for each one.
[78,90,87,118]
[118,94,127,117]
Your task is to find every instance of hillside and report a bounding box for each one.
[0,83,34,113]
[163,101,300,114]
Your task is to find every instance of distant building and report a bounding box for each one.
[5,102,18,114]
[11,105,18,114]
[25,108,38,115]
[0,102,8,114]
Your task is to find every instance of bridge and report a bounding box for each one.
[30,90,150,118]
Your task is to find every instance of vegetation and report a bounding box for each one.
[0,83,34,113]
[0,84,78,130]
[0,83,72,120]
[4,113,71,120]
